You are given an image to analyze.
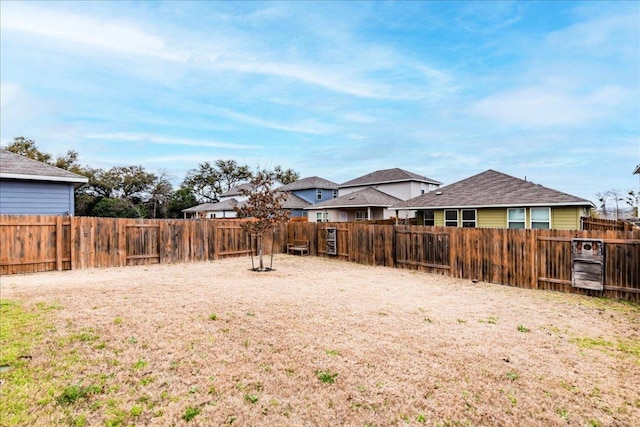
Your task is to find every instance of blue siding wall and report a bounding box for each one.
[294,189,337,204]
[0,180,75,215]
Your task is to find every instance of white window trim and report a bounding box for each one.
[507,208,526,229]
[530,207,551,229]
[461,209,477,228]
[355,211,369,221]
[444,209,458,227]
[316,189,323,200]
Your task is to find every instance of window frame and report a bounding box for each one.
[355,211,369,221]
[530,207,551,229]
[332,190,338,198]
[316,189,323,200]
[507,208,526,229]
[444,209,458,227]
[423,210,435,226]
[461,209,477,228]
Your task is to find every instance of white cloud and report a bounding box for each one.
[0,82,21,108]
[546,11,639,57]
[0,4,188,62]
[215,108,336,135]
[467,85,627,128]
[85,132,258,150]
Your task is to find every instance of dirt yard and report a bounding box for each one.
[1,255,638,426]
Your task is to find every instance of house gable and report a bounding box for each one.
[0,149,88,216]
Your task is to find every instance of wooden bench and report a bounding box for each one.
[287,239,309,256]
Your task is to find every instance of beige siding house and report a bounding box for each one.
[393,170,594,230]
[306,168,441,222]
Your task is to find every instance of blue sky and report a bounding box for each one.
[1,1,638,203]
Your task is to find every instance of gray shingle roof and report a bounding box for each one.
[0,149,88,183]
[280,192,311,209]
[393,169,594,209]
[306,187,402,209]
[220,183,252,197]
[340,168,441,188]
[278,176,339,191]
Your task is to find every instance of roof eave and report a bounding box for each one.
[305,204,395,210]
[394,201,595,210]
[1,172,89,184]
[340,178,441,188]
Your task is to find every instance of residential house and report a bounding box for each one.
[182,199,239,219]
[305,168,441,222]
[280,192,311,217]
[392,169,594,230]
[278,176,339,218]
[181,183,252,219]
[307,187,402,222]
[0,149,88,215]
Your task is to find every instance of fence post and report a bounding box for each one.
[118,220,127,267]
[69,217,76,271]
[55,215,63,271]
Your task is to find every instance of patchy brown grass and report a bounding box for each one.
[1,255,638,427]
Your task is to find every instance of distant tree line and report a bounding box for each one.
[3,136,299,218]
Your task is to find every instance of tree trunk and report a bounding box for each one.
[258,233,264,270]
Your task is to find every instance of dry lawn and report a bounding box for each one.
[1,255,639,427]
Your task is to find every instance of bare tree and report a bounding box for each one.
[235,171,289,271]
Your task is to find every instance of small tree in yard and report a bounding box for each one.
[235,171,289,271]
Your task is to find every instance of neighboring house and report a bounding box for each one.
[219,183,253,202]
[182,182,312,219]
[339,168,441,199]
[392,169,594,230]
[280,192,311,218]
[278,176,339,204]
[305,168,441,222]
[306,187,402,222]
[0,149,88,216]
[182,183,252,219]
[182,198,239,219]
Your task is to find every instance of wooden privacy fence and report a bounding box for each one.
[293,223,640,303]
[2,216,639,302]
[0,215,287,275]
[581,216,637,232]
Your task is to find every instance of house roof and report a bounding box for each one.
[340,168,442,188]
[393,169,594,210]
[280,192,311,209]
[278,176,339,191]
[306,187,402,210]
[182,198,239,213]
[0,149,88,184]
[220,183,252,198]
[634,164,640,175]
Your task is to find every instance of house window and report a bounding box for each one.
[355,211,369,221]
[531,207,550,229]
[444,209,458,227]
[423,210,435,226]
[316,189,322,200]
[332,190,338,198]
[508,208,525,229]
[316,212,328,222]
[461,209,476,228]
